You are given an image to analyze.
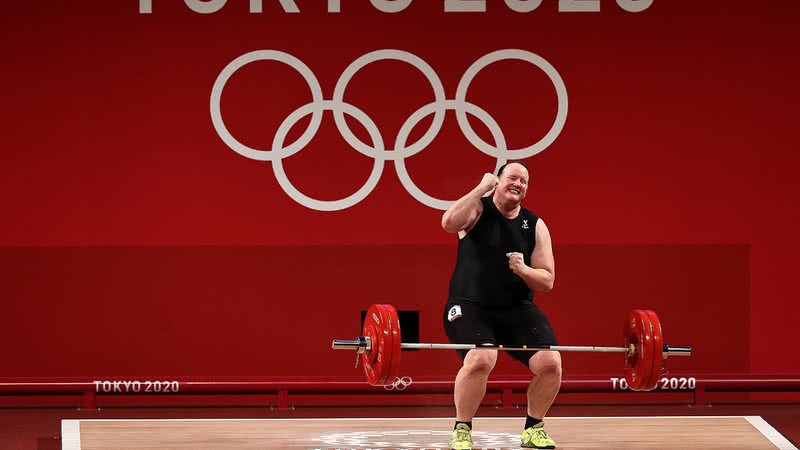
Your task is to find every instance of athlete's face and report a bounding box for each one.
[496,163,529,203]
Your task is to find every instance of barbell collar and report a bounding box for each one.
[332,336,371,354]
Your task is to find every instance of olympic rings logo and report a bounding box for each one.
[210,49,568,211]
[383,376,414,391]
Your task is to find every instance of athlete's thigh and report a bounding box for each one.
[495,303,559,366]
[443,300,496,360]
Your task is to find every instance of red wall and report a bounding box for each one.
[0,244,744,378]
[0,1,798,377]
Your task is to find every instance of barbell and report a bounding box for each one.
[332,304,691,391]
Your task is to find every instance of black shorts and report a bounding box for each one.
[442,300,559,367]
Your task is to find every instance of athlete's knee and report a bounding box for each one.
[463,350,497,375]
[529,351,562,378]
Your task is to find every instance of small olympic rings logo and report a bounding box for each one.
[384,376,414,391]
[210,49,568,211]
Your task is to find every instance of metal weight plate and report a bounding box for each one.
[361,304,402,386]
[624,309,655,391]
[643,309,665,390]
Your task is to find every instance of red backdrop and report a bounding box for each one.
[0,1,797,378]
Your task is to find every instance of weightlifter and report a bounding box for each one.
[441,161,560,449]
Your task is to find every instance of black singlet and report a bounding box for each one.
[447,196,539,307]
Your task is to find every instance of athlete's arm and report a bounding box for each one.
[508,219,555,292]
[441,173,497,237]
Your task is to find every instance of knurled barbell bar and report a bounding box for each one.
[332,304,691,391]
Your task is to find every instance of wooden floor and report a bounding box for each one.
[62,416,797,450]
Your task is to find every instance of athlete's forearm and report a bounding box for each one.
[518,266,555,292]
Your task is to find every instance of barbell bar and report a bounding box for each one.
[335,339,692,355]
[332,304,692,391]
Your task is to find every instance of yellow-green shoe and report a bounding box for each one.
[521,421,556,449]
[448,423,473,449]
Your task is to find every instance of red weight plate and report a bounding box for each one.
[361,304,386,385]
[622,311,639,388]
[624,309,654,391]
[634,309,656,391]
[623,311,637,390]
[361,306,382,385]
[361,304,402,386]
[381,304,402,385]
[643,309,665,391]
[371,304,394,386]
[374,304,396,385]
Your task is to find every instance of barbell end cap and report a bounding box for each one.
[332,339,361,350]
[664,344,692,357]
